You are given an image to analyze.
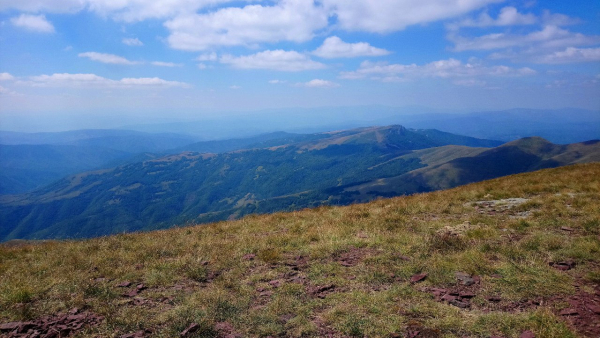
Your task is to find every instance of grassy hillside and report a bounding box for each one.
[1,164,599,337]
[0,125,502,241]
[342,138,600,201]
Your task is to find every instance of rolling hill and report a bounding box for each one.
[0,125,503,241]
[0,130,326,195]
[1,127,597,242]
[339,138,600,201]
[1,164,598,337]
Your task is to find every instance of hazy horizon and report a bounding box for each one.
[1,0,599,133]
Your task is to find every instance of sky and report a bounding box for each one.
[0,0,599,131]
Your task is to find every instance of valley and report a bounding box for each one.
[1,124,598,242]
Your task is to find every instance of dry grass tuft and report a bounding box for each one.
[1,163,599,337]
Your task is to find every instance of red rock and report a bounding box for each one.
[550,260,576,271]
[520,330,535,338]
[0,322,21,331]
[441,294,457,302]
[117,281,132,287]
[406,330,420,338]
[397,255,411,261]
[487,296,502,302]
[67,314,85,321]
[18,322,36,333]
[180,323,199,337]
[136,284,147,291]
[268,280,281,288]
[559,308,578,316]
[410,273,428,283]
[259,291,273,297]
[561,226,574,231]
[430,288,447,296]
[490,274,503,279]
[123,289,139,297]
[459,292,476,299]
[586,304,600,314]
[317,284,335,293]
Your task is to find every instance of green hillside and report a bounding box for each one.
[341,138,600,200]
[1,164,598,337]
[1,128,597,242]
[0,125,503,241]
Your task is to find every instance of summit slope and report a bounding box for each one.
[1,164,599,337]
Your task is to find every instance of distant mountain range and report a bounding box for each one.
[2,107,598,195]
[120,107,600,144]
[399,108,600,144]
[0,130,315,194]
[1,124,598,242]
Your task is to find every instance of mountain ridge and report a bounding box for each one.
[2,125,598,242]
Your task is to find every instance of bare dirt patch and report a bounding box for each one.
[0,308,103,338]
[549,284,600,337]
[335,246,379,267]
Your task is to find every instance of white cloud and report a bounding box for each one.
[537,47,600,64]
[0,0,235,22]
[10,14,55,33]
[300,79,339,88]
[151,61,183,67]
[448,7,537,30]
[122,37,143,46]
[268,79,286,84]
[196,52,217,61]
[21,73,189,88]
[0,0,85,13]
[164,0,328,51]
[78,52,139,65]
[450,25,600,52]
[229,85,241,89]
[197,63,207,69]
[312,36,390,58]
[220,50,325,72]
[0,85,21,96]
[340,59,536,82]
[321,0,502,33]
[120,77,188,87]
[0,73,15,81]
[542,10,581,26]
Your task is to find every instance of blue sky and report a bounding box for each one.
[0,0,599,131]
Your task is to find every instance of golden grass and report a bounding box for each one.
[1,163,599,337]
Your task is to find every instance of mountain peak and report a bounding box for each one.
[502,136,559,155]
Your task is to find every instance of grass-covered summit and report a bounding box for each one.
[1,163,599,337]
